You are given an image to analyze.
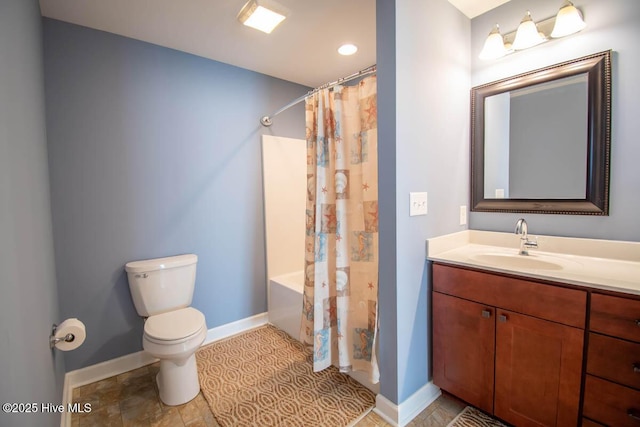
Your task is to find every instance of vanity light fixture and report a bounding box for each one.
[479,0,586,60]
[479,24,510,60]
[512,11,546,50]
[237,0,288,34]
[551,0,587,38]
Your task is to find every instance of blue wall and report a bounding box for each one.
[470,0,640,242]
[377,0,471,405]
[0,1,64,426]
[394,0,471,404]
[376,0,399,404]
[43,18,308,371]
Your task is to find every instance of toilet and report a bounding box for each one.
[125,254,207,406]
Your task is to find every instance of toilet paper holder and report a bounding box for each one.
[49,323,76,349]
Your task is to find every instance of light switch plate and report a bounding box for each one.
[410,192,428,216]
[460,205,467,225]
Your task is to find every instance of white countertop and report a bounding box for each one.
[426,230,640,296]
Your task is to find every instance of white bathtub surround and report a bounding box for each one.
[268,271,304,340]
[261,134,306,280]
[261,134,306,347]
[426,230,640,295]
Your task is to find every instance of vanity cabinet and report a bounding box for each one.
[583,293,640,427]
[432,263,586,427]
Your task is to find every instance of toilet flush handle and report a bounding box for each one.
[135,273,149,278]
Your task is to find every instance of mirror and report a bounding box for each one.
[471,50,611,215]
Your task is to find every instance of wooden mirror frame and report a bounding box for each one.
[470,50,611,215]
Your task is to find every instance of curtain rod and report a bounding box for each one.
[260,64,377,127]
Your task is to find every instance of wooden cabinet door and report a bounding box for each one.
[495,310,584,427]
[432,291,495,414]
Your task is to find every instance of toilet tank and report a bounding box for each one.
[125,254,197,317]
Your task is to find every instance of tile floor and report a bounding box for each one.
[71,362,466,427]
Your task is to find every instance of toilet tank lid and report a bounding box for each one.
[125,254,197,273]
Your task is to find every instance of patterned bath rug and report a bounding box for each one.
[196,324,375,427]
[447,406,509,427]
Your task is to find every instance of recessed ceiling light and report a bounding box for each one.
[338,44,358,56]
[237,0,288,34]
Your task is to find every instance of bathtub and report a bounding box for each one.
[267,271,380,394]
[268,271,304,342]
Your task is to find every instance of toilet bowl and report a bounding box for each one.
[143,307,207,406]
[125,254,207,406]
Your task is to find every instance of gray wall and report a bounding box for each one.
[471,0,640,241]
[0,1,65,426]
[43,19,308,371]
[377,0,471,404]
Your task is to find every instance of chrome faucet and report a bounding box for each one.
[515,218,538,255]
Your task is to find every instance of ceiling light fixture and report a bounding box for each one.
[478,0,586,60]
[338,44,358,56]
[237,0,288,34]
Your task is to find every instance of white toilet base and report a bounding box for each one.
[157,353,200,406]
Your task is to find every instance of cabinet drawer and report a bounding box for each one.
[587,333,640,390]
[433,264,586,328]
[583,375,640,427]
[591,293,640,343]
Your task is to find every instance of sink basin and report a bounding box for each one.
[470,253,567,270]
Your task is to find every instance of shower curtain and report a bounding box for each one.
[300,75,379,383]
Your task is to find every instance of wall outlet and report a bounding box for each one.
[410,192,428,216]
[459,205,467,225]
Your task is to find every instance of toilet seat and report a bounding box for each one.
[144,307,206,344]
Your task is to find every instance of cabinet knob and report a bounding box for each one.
[636,319,640,327]
[498,314,508,323]
[628,409,640,422]
[481,310,492,318]
[634,363,640,374]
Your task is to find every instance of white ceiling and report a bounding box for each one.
[39,0,508,88]
[448,0,511,19]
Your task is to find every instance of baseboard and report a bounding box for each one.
[373,382,441,427]
[203,312,268,346]
[374,394,400,426]
[60,312,268,427]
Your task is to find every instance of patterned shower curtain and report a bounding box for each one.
[300,75,379,383]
